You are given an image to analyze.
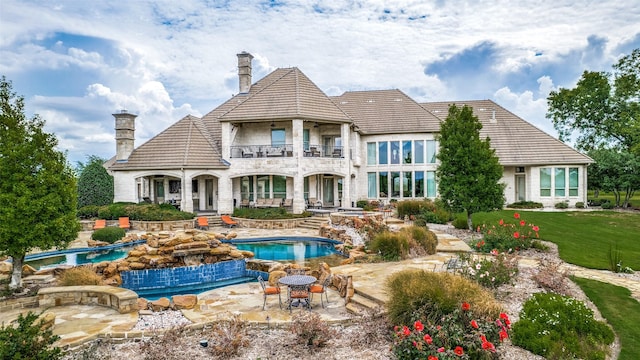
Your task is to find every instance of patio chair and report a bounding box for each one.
[240,199,250,208]
[310,275,332,309]
[282,198,293,211]
[221,215,238,228]
[287,284,311,313]
[118,217,130,231]
[196,216,209,230]
[258,276,282,310]
[93,219,106,230]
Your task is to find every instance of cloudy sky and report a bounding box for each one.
[1,0,638,165]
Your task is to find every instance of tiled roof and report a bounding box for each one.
[218,68,352,123]
[109,115,228,170]
[332,90,441,134]
[420,100,593,166]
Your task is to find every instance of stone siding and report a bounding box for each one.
[235,218,305,229]
[37,286,138,314]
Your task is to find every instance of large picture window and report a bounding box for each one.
[367,142,376,165]
[415,171,424,197]
[426,171,436,197]
[569,168,579,196]
[378,142,388,165]
[426,140,437,163]
[540,168,551,196]
[391,141,400,164]
[415,140,424,164]
[555,168,566,196]
[391,172,400,197]
[367,173,377,198]
[379,172,388,197]
[402,141,412,164]
[403,172,412,197]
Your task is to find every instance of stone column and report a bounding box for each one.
[341,123,352,207]
[292,119,306,213]
[218,176,233,214]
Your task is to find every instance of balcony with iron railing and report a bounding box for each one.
[230,144,349,159]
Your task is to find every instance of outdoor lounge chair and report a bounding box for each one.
[282,198,293,211]
[196,216,209,230]
[221,215,238,228]
[310,275,332,308]
[118,217,130,231]
[93,219,106,230]
[287,284,311,313]
[258,276,282,310]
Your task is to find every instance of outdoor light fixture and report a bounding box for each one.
[314,122,319,128]
[270,121,275,127]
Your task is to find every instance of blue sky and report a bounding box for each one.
[1,0,639,165]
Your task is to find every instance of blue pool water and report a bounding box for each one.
[25,241,144,270]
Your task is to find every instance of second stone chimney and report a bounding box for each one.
[237,51,254,94]
[113,110,137,162]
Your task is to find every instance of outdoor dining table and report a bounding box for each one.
[279,275,317,308]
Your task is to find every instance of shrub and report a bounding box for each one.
[392,303,511,360]
[588,198,602,206]
[575,201,585,208]
[208,316,249,358]
[58,266,103,286]
[0,311,62,360]
[290,312,336,349]
[474,212,540,253]
[396,199,436,218]
[139,326,191,360]
[458,252,519,289]
[356,200,369,208]
[93,202,195,221]
[91,227,126,244]
[77,156,114,208]
[452,213,468,229]
[601,202,614,209]
[232,207,311,219]
[77,205,100,219]
[369,231,409,261]
[406,226,438,255]
[554,201,569,209]
[532,259,570,295]
[507,201,543,209]
[386,270,502,326]
[512,293,614,360]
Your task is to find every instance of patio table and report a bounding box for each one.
[279,275,316,308]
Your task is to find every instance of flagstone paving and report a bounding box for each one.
[2,223,639,350]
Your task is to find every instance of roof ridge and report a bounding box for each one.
[294,68,300,114]
[183,119,193,164]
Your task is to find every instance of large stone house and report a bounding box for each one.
[108,52,592,214]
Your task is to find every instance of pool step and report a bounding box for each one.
[346,293,385,315]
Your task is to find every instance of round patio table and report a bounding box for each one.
[279,275,317,308]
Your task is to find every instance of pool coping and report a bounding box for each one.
[24,240,147,262]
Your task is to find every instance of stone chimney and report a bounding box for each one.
[113,110,137,162]
[237,51,254,94]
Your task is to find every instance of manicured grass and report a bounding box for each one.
[573,277,640,360]
[588,191,640,207]
[472,210,640,270]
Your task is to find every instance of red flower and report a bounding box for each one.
[470,320,479,329]
[514,212,520,219]
[454,346,464,356]
[500,313,510,322]
[532,225,539,232]
[499,218,504,225]
[519,220,526,226]
[482,341,496,352]
[428,356,438,360]
[424,334,433,344]
[480,335,487,343]
[402,325,410,336]
[513,232,520,239]
[393,325,399,332]
[437,347,445,352]
[499,329,509,341]
[414,320,424,332]
[461,302,470,311]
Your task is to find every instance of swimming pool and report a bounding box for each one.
[24,241,145,270]
[224,237,347,266]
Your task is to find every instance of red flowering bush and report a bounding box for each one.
[392,302,511,360]
[473,212,541,253]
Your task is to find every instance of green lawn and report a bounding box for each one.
[588,191,640,206]
[573,277,640,360]
[472,210,640,270]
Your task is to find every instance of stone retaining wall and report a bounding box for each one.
[0,296,38,312]
[235,218,305,229]
[38,286,138,314]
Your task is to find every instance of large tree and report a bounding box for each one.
[587,148,640,208]
[547,48,640,154]
[77,155,114,208]
[0,77,80,289]
[436,104,505,229]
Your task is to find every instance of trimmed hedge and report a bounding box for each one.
[79,202,196,221]
[91,227,126,244]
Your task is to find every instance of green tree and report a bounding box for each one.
[587,148,640,207]
[77,155,113,208]
[547,48,640,154]
[0,77,80,289]
[436,104,505,230]
[0,311,62,359]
